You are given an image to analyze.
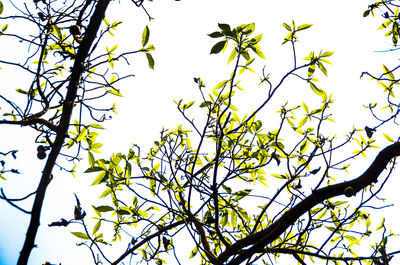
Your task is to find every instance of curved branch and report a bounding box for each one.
[219,142,400,264]
[262,247,400,263]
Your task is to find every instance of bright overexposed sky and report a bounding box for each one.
[1,0,400,264]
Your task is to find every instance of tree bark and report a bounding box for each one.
[218,142,400,265]
[17,1,111,264]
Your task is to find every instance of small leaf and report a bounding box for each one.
[84,167,104,173]
[189,246,198,258]
[318,62,328,76]
[77,127,87,142]
[321,51,334,57]
[182,101,195,109]
[0,2,3,15]
[218,23,231,32]
[89,124,105,129]
[227,48,237,64]
[142,25,150,47]
[231,210,237,228]
[214,80,228,90]
[233,189,251,201]
[300,140,309,154]
[91,171,107,185]
[71,232,89,240]
[199,101,212,108]
[146,52,154,69]
[210,40,227,54]
[94,205,114,212]
[297,23,313,31]
[282,23,291,31]
[383,133,394,142]
[16,89,27,94]
[208,31,223,38]
[88,151,95,168]
[251,46,266,59]
[93,220,101,235]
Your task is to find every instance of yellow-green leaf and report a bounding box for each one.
[71,231,89,240]
[142,25,150,47]
[383,133,394,142]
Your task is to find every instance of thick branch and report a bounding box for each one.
[0,118,58,132]
[218,142,400,264]
[17,1,111,264]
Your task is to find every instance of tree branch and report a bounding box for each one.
[17,1,111,264]
[218,142,400,264]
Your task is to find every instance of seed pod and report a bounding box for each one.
[69,25,81,36]
[344,186,355,197]
[37,145,46,152]
[37,151,46,160]
[38,12,46,21]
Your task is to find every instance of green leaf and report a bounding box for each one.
[297,23,313,31]
[107,88,123,97]
[208,31,223,38]
[77,127,87,142]
[71,232,89,240]
[1,24,8,32]
[84,167,104,173]
[318,62,328,76]
[94,205,114,212]
[271,173,286,179]
[182,101,195,109]
[210,40,227,54]
[146,52,154,69]
[250,34,263,44]
[220,210,229,227]
[321,51,334,57]
[88,151,95,168]
[383,133,394,142]
[142,25,150,47]
[231,210,238,228]
[363,10,370,17]
[89,124,105,129]
[345,235,360,245]
[108,44,118,53]
[0,2,3,15]
[218,23,231,32]
[234,189,251,201]
[282,23,291,31]
[189,246,198,258]
[298,117,307,128]
[214,80,228,90]
[91,171,107,185]
[383,64,394,80]
[366,216,371,228]
[16,89,27,94]
[227,48,237,64]
[251,46,266,59]
[199,101,212,108]
[300,140,309,154]
[309,82,326,98]
[93,220,101,235]
[51,24,62,40]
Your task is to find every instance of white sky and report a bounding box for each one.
[1,0,400,264]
